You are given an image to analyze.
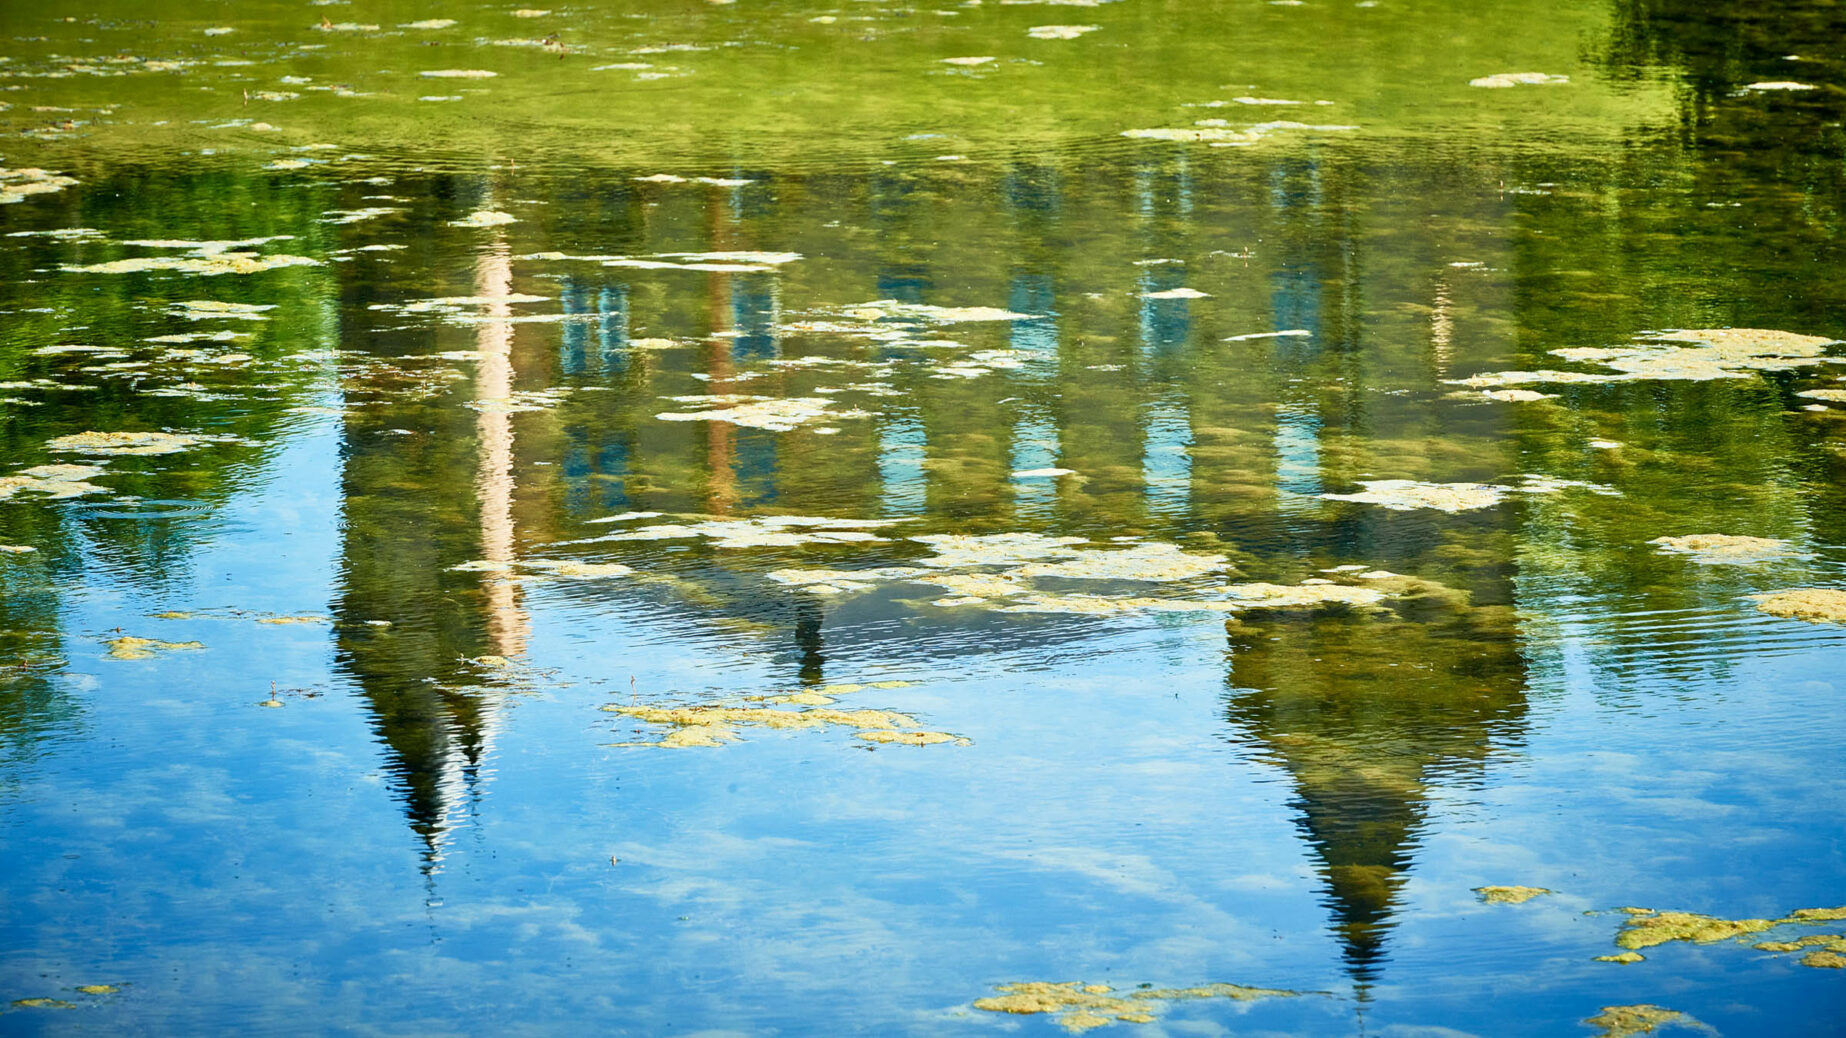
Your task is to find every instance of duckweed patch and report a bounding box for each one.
[1450,328,1840,388]
[105,636,205,660]
[1476,885,1553,904]
[1585,1004,1695,1037]
[0,463,110,501]
[1321,479,1509,512]
[1750,588,1846,623]
[655,396,866,432]
[46,431,201,455]
[1649,534,1798,565]
[605,701,965,749]
[972,980,1301,1033]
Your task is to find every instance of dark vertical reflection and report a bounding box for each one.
[1224,588,1528,993]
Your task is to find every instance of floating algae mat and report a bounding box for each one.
[972,980,1304,1032]
[0,0,1843,1033]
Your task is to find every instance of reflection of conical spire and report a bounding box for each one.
[331,187,525,872]
[1225,595,1527,992]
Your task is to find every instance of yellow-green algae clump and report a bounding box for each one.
[1475,885,1553,904]
[604,695,966,749]
[105,636,205,660]
[1585,1004,1697,1037]
[1612,904,1846,965]
[1750,588,1846,624]
[973,980,1300,1033]
[1649,534,1797,565]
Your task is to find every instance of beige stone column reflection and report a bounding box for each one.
[474,241,529,657]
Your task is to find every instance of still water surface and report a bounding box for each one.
[1,0,1844,1033]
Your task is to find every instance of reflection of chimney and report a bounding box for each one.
[473,242,529,658]
[1224,596,1528,993]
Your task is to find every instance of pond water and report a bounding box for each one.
[1,0,1844,1033]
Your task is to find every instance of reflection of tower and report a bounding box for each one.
[332,184,527,872]
[1223,587,1528,994]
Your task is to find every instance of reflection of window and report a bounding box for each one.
[559,276,629,375]
[1143,400,1192,516]
[1009,274,1058,370]
[1011,410,1060,518]
[879,412,928,518]
[1274,404,1323,501]
[730,274,779,362]
[1138,269,1193,358]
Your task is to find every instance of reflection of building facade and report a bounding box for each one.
[324,150,1542,929]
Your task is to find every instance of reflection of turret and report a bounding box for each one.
[331,194,528,871]
[1224,591,1528,992]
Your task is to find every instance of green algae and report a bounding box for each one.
[605,699,965,749]
[105,636,205,660]
[1585,1004,1696,1037]
[1475,885,1553,904]
[1321,479,1510,512]
[46,431,201,456]
[1594,952,1646,964]
[1749,588,1846,624]
[973,980,1301,1032]
[1613,910,1778,950]
[9,997,77,1010]
[1648,534,1799,565]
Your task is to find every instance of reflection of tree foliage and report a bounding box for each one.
[0,166,340,590]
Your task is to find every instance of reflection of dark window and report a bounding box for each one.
[596,433,628,511]
[562,276,630,375]
[875,270,929,304]
[1004,164,1059,215]
[1009,274,1058,358]
[1139,268,1193,356]
[598,285,629,372]
[1270,264,1322,353]
[730,274,778,362]
[732,427,779,508]
[560,277,591,375]
[559,427,631,517]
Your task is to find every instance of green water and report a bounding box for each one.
[1,0,1843,1033]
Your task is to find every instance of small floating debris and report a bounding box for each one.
[450,210,517,228]
[401,19,458,29]
[1743,81,1816,91]
[46,431,202,456]
[578,515,895,549]
[973,981,1300,1033]
[1475,885,1553,904]
[105,635,205,661]
[940,56,996,66]
[1450,328,1841,387]
[1649,534,1798,565]
[0,167,79,204]
[419,69,497,78]
[655,396,866,432]
[0,464,110,501]
[1320,479,1509,512]
[1585,1005,1696,1038]
[1142,287,1208,299]
[1026,24,1099,38]
[1470,72,1570,88]
[605,702,965,749]
[170,300,275,320]
[1224,329,1311,341]
[1749,588,1846,624]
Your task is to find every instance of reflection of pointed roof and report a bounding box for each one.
[333,387,510,872]
[1225,599,1528,989]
